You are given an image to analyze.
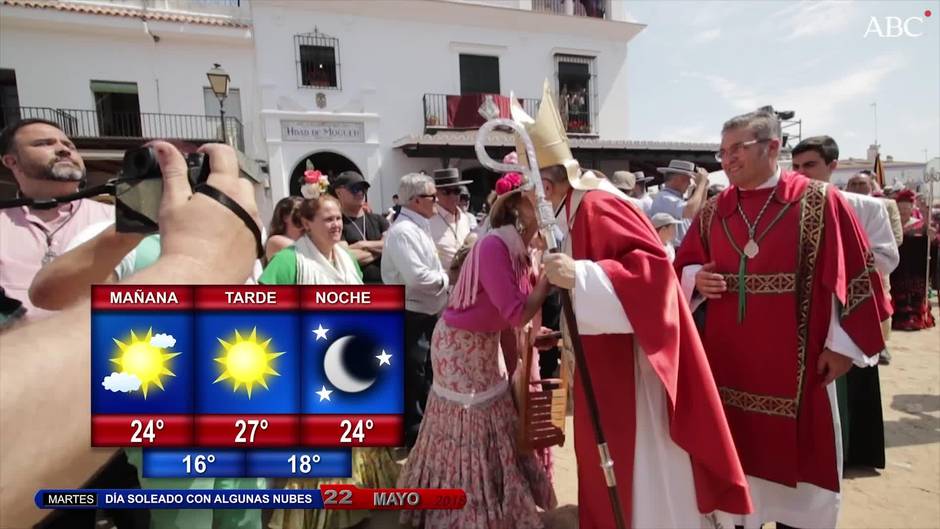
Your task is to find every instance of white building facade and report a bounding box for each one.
[1,0,645,216]
[251,0,643,210]
[0,0,268,211]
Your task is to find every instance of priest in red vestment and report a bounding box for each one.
[514,81,752,529]
[674,110,888,529]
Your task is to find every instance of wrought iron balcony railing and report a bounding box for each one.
[423,93,540,133]
[532,0,608,19]
[1,106,244,151]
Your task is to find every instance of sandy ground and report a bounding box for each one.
[364,309,940,529]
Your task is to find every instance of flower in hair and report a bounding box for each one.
[301,169,330,199]
[495,172,523,195]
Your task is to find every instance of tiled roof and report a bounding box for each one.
[2,0,250,28]
[393,130,719,152]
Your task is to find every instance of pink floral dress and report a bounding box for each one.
[398,229,556,529]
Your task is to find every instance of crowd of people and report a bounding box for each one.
[0,81,937,529]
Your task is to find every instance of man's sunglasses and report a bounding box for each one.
[417,194,438,201]
[439,188,461,196]
[342,183,369,194]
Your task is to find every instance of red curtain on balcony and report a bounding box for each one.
[446,94,514,128]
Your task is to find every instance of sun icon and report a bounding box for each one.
[213,327,284,398]
[111,328,180,398]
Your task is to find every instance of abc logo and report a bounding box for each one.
[864,16,929,38]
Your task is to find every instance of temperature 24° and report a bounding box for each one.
[340,419,373,444]
[130,419,164,444]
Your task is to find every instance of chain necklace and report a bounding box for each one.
[27,204,80,265]
[437,209,462,241]
[735,186,777,258]
[723,184,791,323]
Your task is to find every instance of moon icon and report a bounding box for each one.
[323,335,378,393]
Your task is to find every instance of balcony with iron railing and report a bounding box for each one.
[531,0,608,19]
[0,106,244,151]
[423,93,540,133]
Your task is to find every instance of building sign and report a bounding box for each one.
[281,121,364,142]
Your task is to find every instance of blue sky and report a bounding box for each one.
[623,0,940,163]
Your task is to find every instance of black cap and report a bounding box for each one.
[333,170,369,189]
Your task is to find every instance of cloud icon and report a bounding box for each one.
[102,372,142,393]
[150,333,176,349]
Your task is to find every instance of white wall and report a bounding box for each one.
[0,8,275,222]
[0,12,260,154]
[252,1,634,210]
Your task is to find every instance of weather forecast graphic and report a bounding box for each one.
[89,285,404,479]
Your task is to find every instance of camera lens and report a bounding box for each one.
[132,148,157,174]
[122,147,159,180]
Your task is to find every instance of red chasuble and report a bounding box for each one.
[674,171,888,493]
[567,189,752,529]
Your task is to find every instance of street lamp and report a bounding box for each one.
[206,63,231,145]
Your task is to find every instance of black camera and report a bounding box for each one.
[115,147,211,233]
[121,147,211,185]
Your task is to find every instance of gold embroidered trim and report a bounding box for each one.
[700,196,719,255]
[842,251,876,318]
[722,273,797,295]
[719,386,797,418]
[794,180,827,410]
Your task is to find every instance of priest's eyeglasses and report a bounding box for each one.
[715,138,770,162]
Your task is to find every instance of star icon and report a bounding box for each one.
[312,324,329,341]
[376,350,392,366]
[316,385,333,402]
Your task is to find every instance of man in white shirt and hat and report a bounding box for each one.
[428,168,474,271]
[648,159,710,246]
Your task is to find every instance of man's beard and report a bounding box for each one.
[40,160,85,182]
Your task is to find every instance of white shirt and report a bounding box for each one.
[663,242,676,263]
[381,207,449,315]
[428,207,473,271]
[839,190,900,276]
[636,193,654,216]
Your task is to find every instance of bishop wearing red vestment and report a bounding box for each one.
[515,81,752,529]
[675,110,887,529]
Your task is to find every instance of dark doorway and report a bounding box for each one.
[289,151,362,197]
[460,166,500,214]
[0,69,20,130]
[459,54,500,95]
[91,81,142,137]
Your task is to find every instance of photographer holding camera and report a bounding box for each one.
[1,140,261,528]
[0,119,115,322]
